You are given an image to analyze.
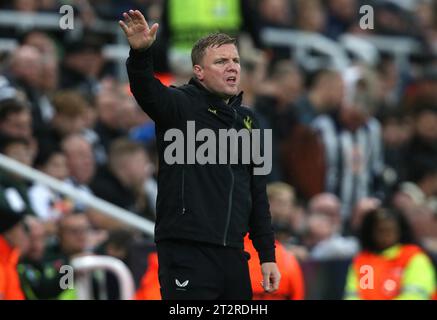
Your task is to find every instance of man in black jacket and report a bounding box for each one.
[119,10,280,300]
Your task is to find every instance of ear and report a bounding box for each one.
[193,64,204,81]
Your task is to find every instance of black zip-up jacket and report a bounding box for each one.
[127,48,275,263]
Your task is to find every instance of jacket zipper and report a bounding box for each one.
[181,167,186,214]
[223,107,237,246]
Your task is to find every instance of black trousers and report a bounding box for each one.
[156,240,253,300]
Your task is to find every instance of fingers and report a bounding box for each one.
[262,269,281,293]
[134,10,149,27]
[262,272,271,292]
[123,12,133,26]
[118,20,129,35]
[130,9,149,29]
[272,271,281,291]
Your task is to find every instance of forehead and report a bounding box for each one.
[62,215,88,226]
[7,109,30,119]
[204,44,239,59]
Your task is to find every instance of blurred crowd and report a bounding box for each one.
[0,0,437,299]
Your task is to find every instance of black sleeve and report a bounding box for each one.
[126,47,187,127]
[248,113,276,263]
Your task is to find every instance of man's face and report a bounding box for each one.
[26,219,46,261]
[42,153,69,181]
[0,111,32,139]
[59,215,90,256]
[269,191,294,223]
[194,44,241,99]
[64,138,95,184]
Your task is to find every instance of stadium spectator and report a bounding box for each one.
[6,45,43,104]
[254,60,304,181]
[280,69,345,201]
[0,97,37,163]
[295,0,326,33]
[93,229,137,300]
[60,34,105,98]
[92,79,127,164]
[303,211,358,260]
[294,69,344,125]
[45,213,92,262]
[0,135,35,216]
[20,30,58,130]
[266,182,308,260]
[90,138,156,222]
[256,0,293,61]
[61,133,121,231]
[0,98,33,141]
[392,156,437,253]
[324,0,359,39]
[18,216,71,299]
[402,102,437,183]
[308,193,360,259]
[311,66,384,219]
[308,193,342,233]
[376,55,404,110]
[380,109,413,187]
[344,208,436,300]
[35,90,88,149]
[61,134,96,188]
[28,143,73,228]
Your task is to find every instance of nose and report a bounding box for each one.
[226,62,239,73]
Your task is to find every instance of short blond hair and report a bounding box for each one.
[191,33,237,66]
[266,182,295,201]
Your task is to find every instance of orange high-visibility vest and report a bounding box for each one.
[353,245,422,300]
[134,252,161,300]
[244,236,305,300]
[0,235,25,300]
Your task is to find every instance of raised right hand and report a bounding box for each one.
[119,10,159,50]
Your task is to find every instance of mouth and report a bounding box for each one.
[226,77,238,87]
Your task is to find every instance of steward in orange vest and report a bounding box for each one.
[0,186,30,300]
[344,208,436,300]
[134,252,161,300]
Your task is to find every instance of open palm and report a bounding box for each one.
[119,10,159,50]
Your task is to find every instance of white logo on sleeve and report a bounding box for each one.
[175,279,189,290]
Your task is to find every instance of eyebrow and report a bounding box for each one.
[214,57,240,62]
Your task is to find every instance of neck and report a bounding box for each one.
[193,78,234,103]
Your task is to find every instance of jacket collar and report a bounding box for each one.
[188,77,243,108]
